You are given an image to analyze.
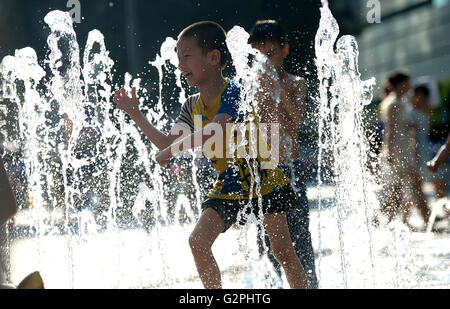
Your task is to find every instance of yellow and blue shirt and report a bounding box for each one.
[176,79,290,200]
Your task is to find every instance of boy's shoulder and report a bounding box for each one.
[284,72,306,89]
[181,93,200,112]
[188,92,201,102]
[383,94,404,118]
[281,73,307,103]
[383,93,399,109]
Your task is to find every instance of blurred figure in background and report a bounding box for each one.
[427,133,450,216]
[368,80,394,179]
[428,133,450,174]
[378,72,430,226]
[409,85,446,199]
[402,85,433,224]
[428,133,450,201]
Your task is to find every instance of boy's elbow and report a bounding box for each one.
[1,200,17,226]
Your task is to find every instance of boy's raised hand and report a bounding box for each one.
[427,159,439,174]
[113,87,141,118]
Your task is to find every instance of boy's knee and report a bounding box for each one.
[189,232,210,252]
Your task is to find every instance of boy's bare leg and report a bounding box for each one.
[189,208,225,289]
[402,198,412,225]
[264,212,308,289]
[386,185,402,222]
[407,169,430,223]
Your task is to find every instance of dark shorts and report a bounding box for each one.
[201,185,298,233]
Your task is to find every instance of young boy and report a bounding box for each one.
[113,21,308,289]
[248,20,318,289]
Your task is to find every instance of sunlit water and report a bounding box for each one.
[1,2,449,288]
[313,0,450,289]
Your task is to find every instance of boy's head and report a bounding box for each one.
[177,21,229,86]
[411,85,430,109]
[388,72,411,97]
[248,20,289,73]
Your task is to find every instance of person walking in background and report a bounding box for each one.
[378,72,430,226]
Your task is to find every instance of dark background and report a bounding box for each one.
[0,0,339,83]
[0,0,371,142]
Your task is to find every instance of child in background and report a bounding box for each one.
[113,21,308,289]
[248,20,318,288]
[403,85,433,224]
[379,73,430,225]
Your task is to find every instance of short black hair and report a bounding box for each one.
[248,20,287,47]
[388,72,410,88]
[414,85,430,97]
[178,21,229,68]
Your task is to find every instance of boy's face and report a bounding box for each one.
[251,40,288,73]
[395,79,411,97]
[177,36,215,87]
[411,92,428,109]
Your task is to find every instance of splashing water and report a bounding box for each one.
[0,5,424,289]
[225,25,286,287]
[0,10,272,288]
[315,0,416,288]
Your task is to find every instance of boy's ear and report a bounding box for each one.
[208,49,222,67]
[282,44,290,58]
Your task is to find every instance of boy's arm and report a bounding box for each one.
[0,157,17,226]
[428,133,450,173]
[385,102,397,163]
[279,78,306,124]
[113,88,181,151]
[156,114,232,166]
[130,111,184,150]
[255,75,279,124]
[62,113,73,142]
